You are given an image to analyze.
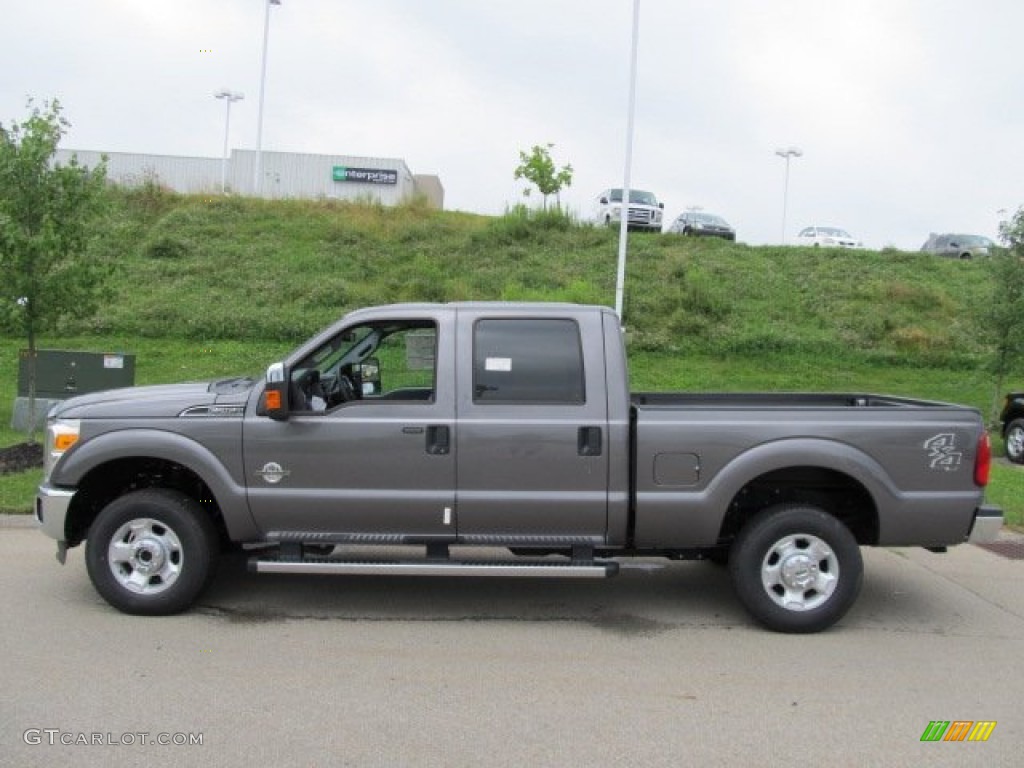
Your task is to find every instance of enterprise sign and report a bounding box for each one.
[332,166,398,185]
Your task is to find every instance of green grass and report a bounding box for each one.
[0,191,1019,527]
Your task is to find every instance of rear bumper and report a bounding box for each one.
[968,504,1004,543]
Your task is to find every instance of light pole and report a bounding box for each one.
[775,147,802,243]
[214,89,244,194]
[254,0,281,196]
[614,0,641,320]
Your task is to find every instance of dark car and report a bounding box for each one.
[668,211,736,240]
[921,233,994,259]
[999,392,1024,464]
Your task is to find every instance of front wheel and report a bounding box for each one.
[1005,419,1024,464]
[85,489,218,615]
[729,504,862,633]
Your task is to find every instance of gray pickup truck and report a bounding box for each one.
[36,302,1002,632]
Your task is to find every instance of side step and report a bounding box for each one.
[250,557,618,579]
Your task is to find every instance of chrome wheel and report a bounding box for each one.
[108,518,184,595]
[1006,421,1024,464]
[760,533,838,612]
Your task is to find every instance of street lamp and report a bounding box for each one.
[775,147,802,243]
[214,89,244,194]
[614,0,641,320]
[254,0,282,196]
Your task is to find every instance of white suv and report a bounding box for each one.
[595,188,664,232]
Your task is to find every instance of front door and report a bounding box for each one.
[244,317,456,541]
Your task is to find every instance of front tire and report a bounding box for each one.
[1006,419,1024,464]
[85,489,218,615]
[729,504,862,633]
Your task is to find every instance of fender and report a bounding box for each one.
[53,428,260,541]
[634,437,901,548]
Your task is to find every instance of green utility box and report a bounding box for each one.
[13,349,136,431]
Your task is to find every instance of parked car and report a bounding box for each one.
[999,392,1024,464]
[795,226,862,248]
[920,233,994,260]
[668,211,736,241]
[594,188,663,232]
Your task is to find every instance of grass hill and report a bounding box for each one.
[22,186,993,374]
[2,187,1022,523]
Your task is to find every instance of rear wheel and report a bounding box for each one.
[1006,419,1024,464]
[85,489,218,615]
[729,504,862,633]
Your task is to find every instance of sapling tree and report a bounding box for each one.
[513,143,573,210]
[0,99,109,439]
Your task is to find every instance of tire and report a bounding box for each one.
[729,504,862,633]
[1006,418,1024,464]
[85,489,218,615]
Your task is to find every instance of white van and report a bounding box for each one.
[594,188,664,232]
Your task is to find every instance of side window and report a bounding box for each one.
[473,319,585,404]
[291,320,436,411]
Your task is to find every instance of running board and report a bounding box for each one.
[250,557,618,579]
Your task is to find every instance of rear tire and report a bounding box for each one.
[1006,418,1024,464]
[85,489,218,615]
[729,504,862,633]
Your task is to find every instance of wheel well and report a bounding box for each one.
[65,457,228,548]
[718,466,878,548]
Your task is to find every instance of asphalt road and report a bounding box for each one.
[1,517,1021,768]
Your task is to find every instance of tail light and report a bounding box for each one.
[974,432,991,487]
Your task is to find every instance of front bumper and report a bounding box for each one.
[968,504,1004,543]
[36,483,76,544]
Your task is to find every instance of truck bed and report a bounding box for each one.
[632,392,960,409]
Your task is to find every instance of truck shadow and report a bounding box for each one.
[196,553,747,635]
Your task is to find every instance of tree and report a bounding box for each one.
[0,99,109,438]
[982,207,1024,425]
[513,143,573,210]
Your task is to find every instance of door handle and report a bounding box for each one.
[577,426,602,457]
[426,425,450,455]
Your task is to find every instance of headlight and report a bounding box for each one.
[44,419,80,481]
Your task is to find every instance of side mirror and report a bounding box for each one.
[262,361,290,421]
[658,202,665,209]
[357,357,381,396]
[599,197,609,205]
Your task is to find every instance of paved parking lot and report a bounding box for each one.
[1,518,1021,767]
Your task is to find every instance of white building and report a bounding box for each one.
[54,148,444,209]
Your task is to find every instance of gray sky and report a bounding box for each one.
[2,0,1021,249]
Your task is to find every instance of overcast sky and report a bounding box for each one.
[2,0,1021,249]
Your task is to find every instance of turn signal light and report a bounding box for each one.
[54,433,79,452]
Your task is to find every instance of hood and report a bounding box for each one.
[49,377,256,420]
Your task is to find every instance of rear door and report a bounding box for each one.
[453,308,610,543]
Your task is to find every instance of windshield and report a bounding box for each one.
[696,213,730,227]
[952,234,992,247]
[818,227,852,238]
[608,189,658,205]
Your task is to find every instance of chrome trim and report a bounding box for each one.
[36,484,76,542]
[178,404,245,418]
[968,505,1003,543]
[252,559,618,578]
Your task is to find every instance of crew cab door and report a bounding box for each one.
[453,309,610,543]
[243,313,456,540]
